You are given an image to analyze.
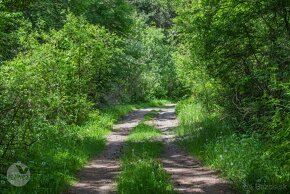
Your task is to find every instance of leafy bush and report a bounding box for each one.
[0,14,118,159]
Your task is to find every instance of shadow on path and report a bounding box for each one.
[155,104,236,194]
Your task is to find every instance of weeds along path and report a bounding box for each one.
[155,104,235,194]
[67,108,154,194]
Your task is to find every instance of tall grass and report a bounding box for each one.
[0,100,168,194]
[117,119,175,194]
[176,99,290,194]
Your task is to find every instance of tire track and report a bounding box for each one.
[67,108,154,194]
[154,104,235,194]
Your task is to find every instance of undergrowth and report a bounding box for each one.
[176,99,290,194]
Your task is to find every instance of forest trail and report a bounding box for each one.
[68,105,234,194]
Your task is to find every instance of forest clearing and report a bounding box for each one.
[0,0,289,194]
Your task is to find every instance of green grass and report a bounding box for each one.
[127,123,161,142]
[118,159,175,194]
[0,100,168,194]
[176,100,290,194]
[117,119,175,194]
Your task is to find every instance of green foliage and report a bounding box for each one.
[0,14,118,158]
[130,0,175,28]
[119,14,183,101]
[3,0,134,33]
[174,0,290,167]
[0,0,135,64]
[176,100,290,194]
[80,0,134,33]
[0,3,28,63]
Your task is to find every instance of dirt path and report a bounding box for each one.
[67,108,153,194]
[154,104,235,194]
[68,104,234,194]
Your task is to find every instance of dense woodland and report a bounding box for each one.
[0,0,289,193]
